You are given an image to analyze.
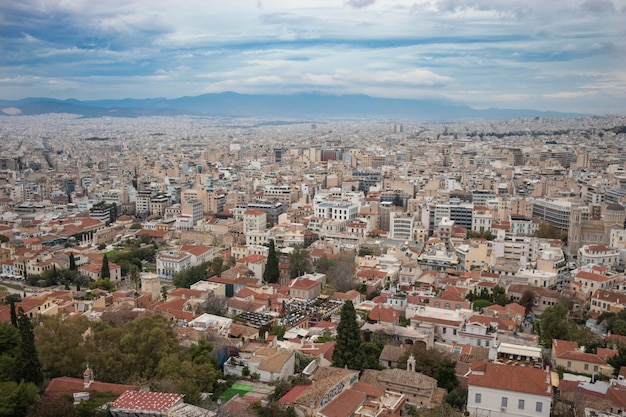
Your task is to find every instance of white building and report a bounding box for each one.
[578,244,620,268]
[467,362,552,417]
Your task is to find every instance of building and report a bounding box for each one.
[467,362,552,417]
[551,339,615,377]
[578,244,620,268]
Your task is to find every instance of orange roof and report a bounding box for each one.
[468,362,551,396]
[111,391,183,412]
[43,377,138,398]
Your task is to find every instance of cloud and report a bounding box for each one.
[0,0,624,114]
[345,0,377,8]
[580,0,616,13]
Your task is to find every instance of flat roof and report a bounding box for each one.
[497,342,542,358]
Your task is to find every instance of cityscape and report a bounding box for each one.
[0,110,626,417]
[2,0,626,416]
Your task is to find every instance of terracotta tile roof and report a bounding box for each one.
[576,270,612,282]
[278,385,309,404]
[237,254,266,264]
[43,377,138,398]
[368,305,399,324]
[258,351,294,373]
[552,339,607,365]
[111,391,184,412]
[468,362,551,397]
[181,244,214,257]
[319,389,366,417]
[351,381,385,399]
[290,278,320,290]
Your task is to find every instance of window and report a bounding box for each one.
[518,399,525,410]
[536,402,543,413]
[442,328,447,334]
[501,397,508,408]
[594,365,599,373]
[475,393,481,404]
[567,361,571,368]
[584,363,589,371]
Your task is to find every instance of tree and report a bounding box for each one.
[6,294,20,328]
[609,345,626,376]
[100,254,110,279]
[0,234,8,243]
[491,285,508,306]
[472,299,493,311]
[89,278,115,292]
[332,300,365,370]
[69,253,77,270]
[263,240,280,283]
[26,396,80,417]
[172,262,211,288]
[14,309,43,386]
[209,257,224,278]
[288,244,311,278]
[313,255,334,274]
[534,222,567,240]
[0,380,39,417]
[35,315,92,379]
[539,304,574,347]
[327,254,356,292]
[129,264,140,289]
[0,322,20,382]
[434,359,458,392]
[520,289,536,316]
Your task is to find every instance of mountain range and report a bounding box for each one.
[0,93,583,120]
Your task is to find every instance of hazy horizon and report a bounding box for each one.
[1,0,625,115]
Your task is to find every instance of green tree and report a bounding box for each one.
[472,299,493,311]
[0,322,20,381]
[362,340,384,370]
[0,380,39,417]
[129,264,140,289]
[263,240,280,284]
[539,304,574,347]
[288,244,311,278]
[445,387,468,410]
[332,300,365,370]
[89,278,115,292]
[5,294,20,328]
[14,309,43,386]
[609,345,626,376]
[100,254,110,279]
[0,235,8,243]
[69,253,77,270]
[129,223,142,230]
[35,315,92,379]
[209,257,224,278]
[172,262,211,288]
[491,285,508,306]
[434,359,458,392]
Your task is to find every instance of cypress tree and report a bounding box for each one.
[100,254,110,279]
[69,253,76,270]
[263,240,280,284]
[332,300,366,370]
[9,295,18,327]
[15,308,43,386]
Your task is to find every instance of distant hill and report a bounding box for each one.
[0,93,583,120]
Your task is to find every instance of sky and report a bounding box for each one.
[1,0,625,114]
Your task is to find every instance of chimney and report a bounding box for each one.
[83,366,94,389]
